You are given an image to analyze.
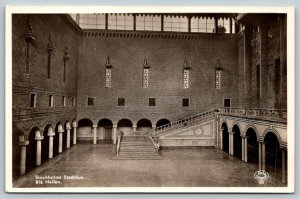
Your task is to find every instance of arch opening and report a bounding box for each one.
[117,119,133,136]
[77,118,93,143]
[98,119,113,144]
[156,119,171,127]
[137,118,152,132]
[26,127,39,174]
[246,128,258,163]
[221,122,229,154]
[233,125,242,160]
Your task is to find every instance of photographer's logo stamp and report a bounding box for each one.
[254,170,269,184]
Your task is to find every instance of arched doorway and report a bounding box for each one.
[77,118,93,143]
[264,132,283,177]
[137,118,152,132]
[98,119,113,144]
[12,126,22,180]
[221,122,229,153]
[233,125,242,160]
[246,128,258,163]
[156,119,171,127]
[41,125,51,163]
[26,127,39,173]
[117,119,133,136]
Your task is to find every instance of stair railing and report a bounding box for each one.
[149,136,160,155]
[116,132,123,156]
[150,108,218,137]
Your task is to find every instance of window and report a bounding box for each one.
[191,17,214,33]
[78,14,106,29]
[108,14,134,30]
[118,98,125,106]
[30,93,36,108]
[143,68,149,88]
[164,16,188,32]
[149,98,156,106]
[215,70,221,89]
[48,95,53,107]
[183,69,189,89]
[224,99,231,107]
[182,98,189,107]
[62,96,66,107]
[136,15,161,31]
[106,68,112,88]
[87,97,95,106]
[72,97,76,107]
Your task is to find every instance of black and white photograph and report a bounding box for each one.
[5,6,295,193]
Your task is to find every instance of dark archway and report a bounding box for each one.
[137,119,152,127]
[264,132,282,173]
[98,119,113,143]
[41,125,51,163]
[26,127,39,174]
[221,122,229,153]
[117,119,133,127]
[77,118,93,143]
[233,125,242,160]
[156,119,171,127]
[246,128,258,163]
[12,126,22,180]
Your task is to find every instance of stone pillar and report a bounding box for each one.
[258,142,262,170]
[19,141,29,175]
[231,131,235,155]
[133,125,137,134]
[282,149,287,184]
[228,132,232,155]
[152,125,156,130]
[220,129,223,150]
[72,121,77,145]
[58,124,64,153]
[47,127,55,159]
[93,125,97,145]
[242,137,245,161]
[113,125,117,144]
[262,142,266,171]
[244,136,248,163]
[66,123,71,148]
[35,130,44,166]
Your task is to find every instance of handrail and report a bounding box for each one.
[116,132,123,156]
[150,108,217,137]
[149,136,160,155]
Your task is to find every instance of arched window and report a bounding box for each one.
[183,58,191,89]
[142,57,150,88]
[105,55,112,88]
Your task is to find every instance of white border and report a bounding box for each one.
[5,5,295,193]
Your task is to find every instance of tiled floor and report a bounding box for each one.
[14,144,286,187]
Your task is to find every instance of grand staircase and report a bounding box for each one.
[114,135,162,160]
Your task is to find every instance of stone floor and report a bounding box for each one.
[14,143,286,187]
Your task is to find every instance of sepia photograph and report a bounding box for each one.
[5,5,295,193]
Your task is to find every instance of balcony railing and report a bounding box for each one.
[219,107,287,121]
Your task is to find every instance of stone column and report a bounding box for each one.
[19,141,29,175]
[72,121,77,145]
[220,129,223,150]
[258,142,262,170]
[58,125,64,153]
[35,130,44,166]
[242,137,245,161]
[228,132,232,155]
[66,123,71,148]
[282,149,287,184]
[133,125,137,134]
[113,125,117,144]
[231,131,235,155]
[244,136,248,163]
[262,142,266,171]
[47,127,55,159]
[152,125,156,130]
[93,125,97,145]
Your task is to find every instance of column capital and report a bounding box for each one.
[19,141,29,146]
[35,136,44,141]
[57,129,64,133]
[72,120,77,128]
[92,125,98,128]
[152,125,156,128]
[132,125,137,128]
[66,126,71,130]
[113,125,117,128]
[47,132,55,137]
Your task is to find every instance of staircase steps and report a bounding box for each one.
[113,136,162,160]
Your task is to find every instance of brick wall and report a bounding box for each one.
[77,31,239,126]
